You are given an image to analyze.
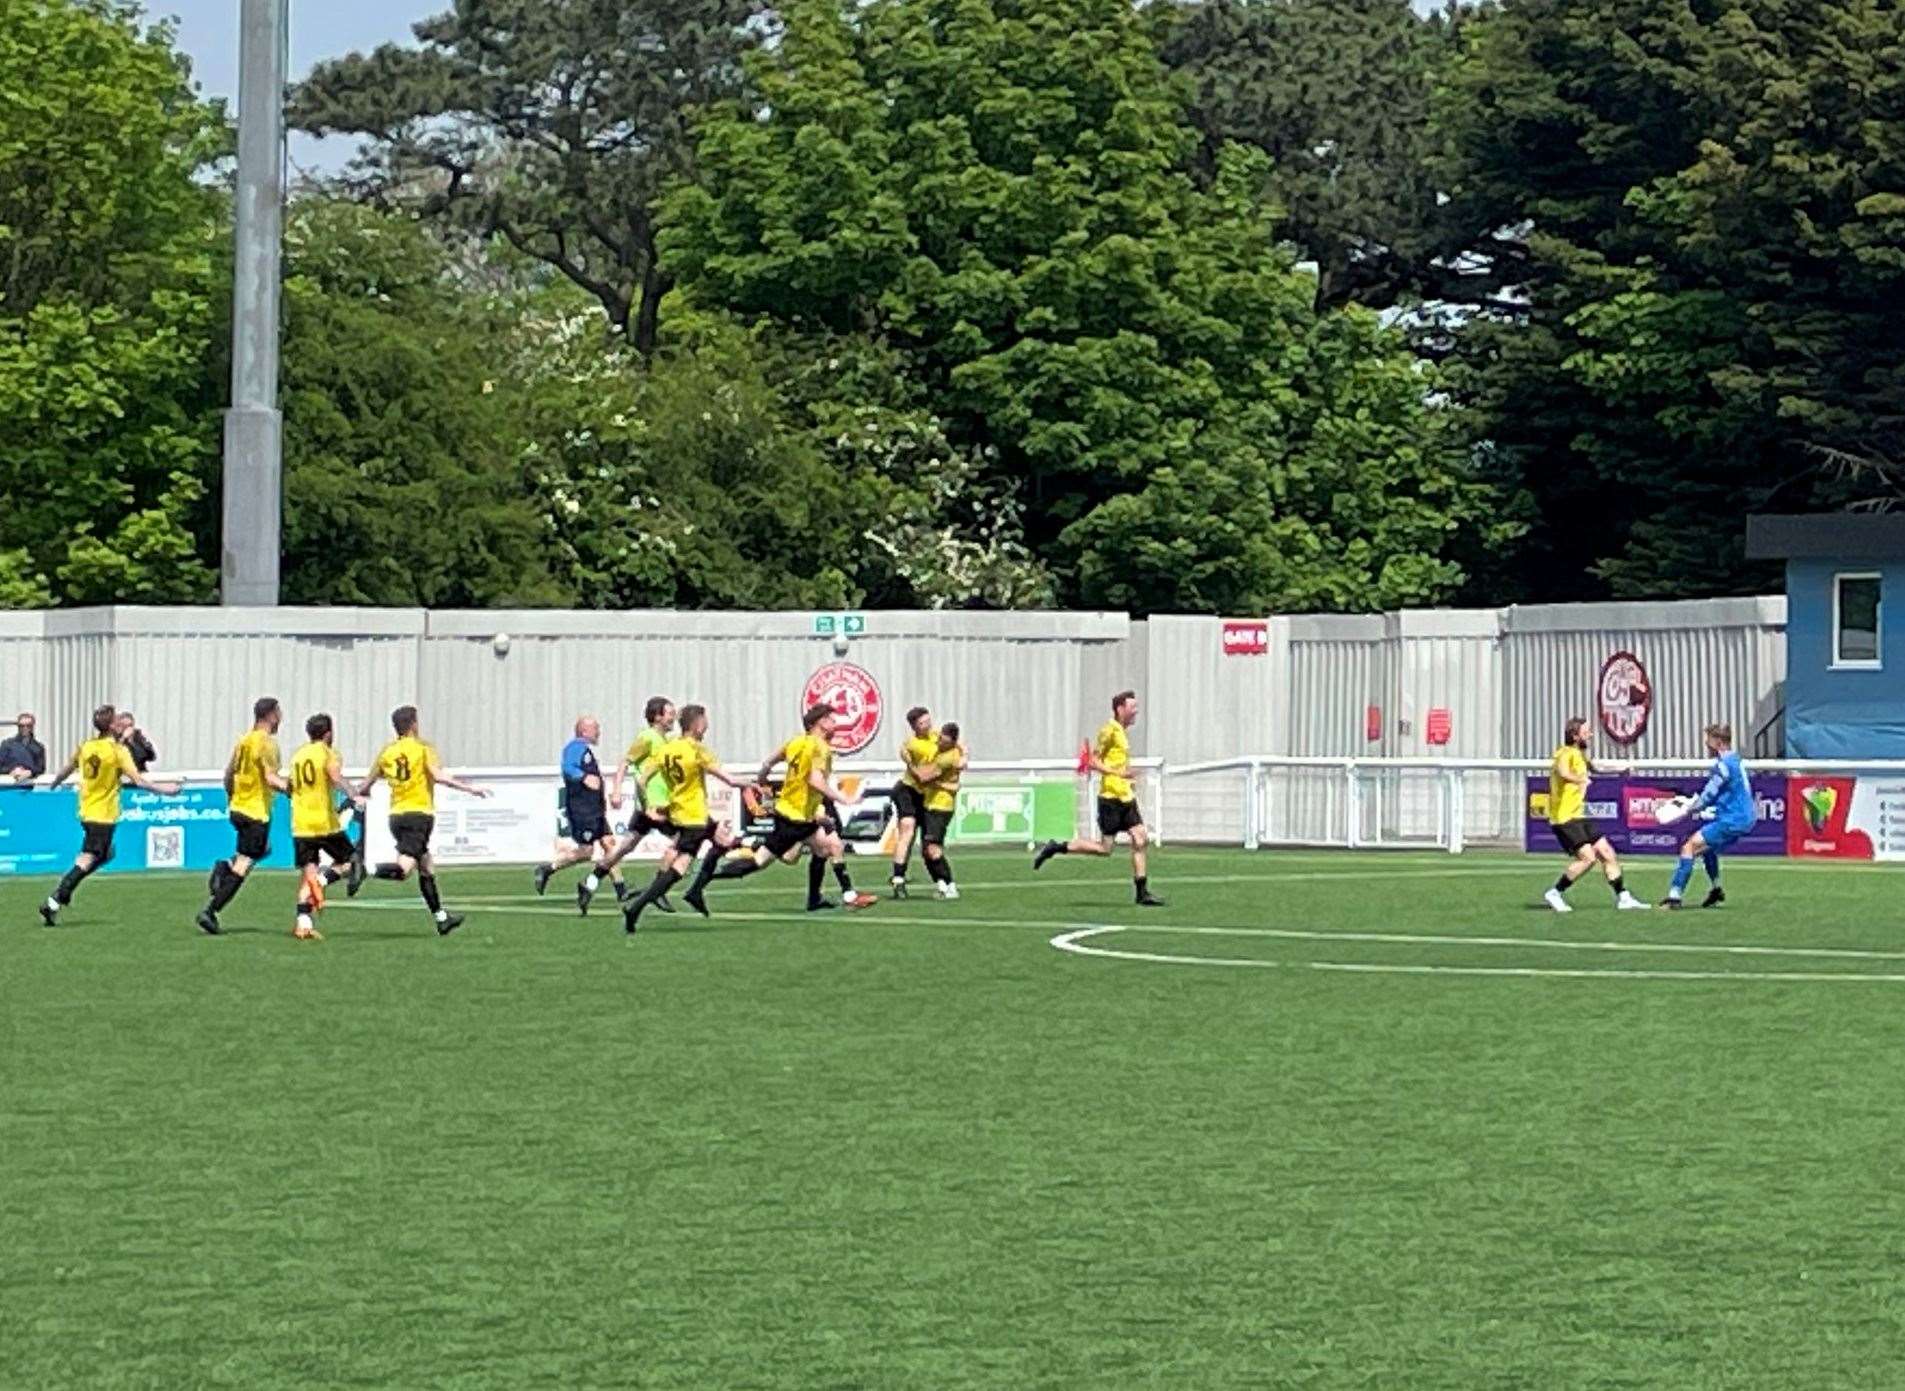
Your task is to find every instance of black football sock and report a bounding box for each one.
[418,874,443,914]
[807,855,828,904]
[1047,840,1071,855]
[1554,875,1573,895]
[209,865,247,912]
[53,867,86,906]
[891,858,909,881]
[1609,875,1626,897]
[688,850,724,896]
[637,867,682,907]
[832,860,853,892]
[321,866,343,885]
[937,855,954,885]
[715,856,765,881]
[1134,875,1149,899]
[374,863,406,881]
[926,856,951,885]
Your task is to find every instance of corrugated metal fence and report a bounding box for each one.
[2,599,1786,840]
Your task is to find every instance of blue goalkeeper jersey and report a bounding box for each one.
[1692,751,1756,828]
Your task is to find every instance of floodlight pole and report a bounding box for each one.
[221,0,289,606]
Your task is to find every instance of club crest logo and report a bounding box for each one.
[1597,651,1652,746]
[1800,783,1838,834]
[802,662,883,755]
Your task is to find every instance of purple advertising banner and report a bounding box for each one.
[1524,774,1788,856]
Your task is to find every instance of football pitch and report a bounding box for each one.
[7,847,1905,1389]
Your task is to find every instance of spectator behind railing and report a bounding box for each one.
[113,711,157,772]
[0,712,46,785]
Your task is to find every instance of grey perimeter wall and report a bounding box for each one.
[0,598,1785,773]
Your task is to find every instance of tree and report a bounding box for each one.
[0,0,227,606]
[1437,0,1905,600]
[290,0,766,355]
[273,200,571,607]
[662,0,1502,613]
[1158,0,1459,312]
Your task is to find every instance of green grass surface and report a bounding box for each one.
[7,847,1905,1388]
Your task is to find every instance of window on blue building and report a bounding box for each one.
[1834,573,1881,667]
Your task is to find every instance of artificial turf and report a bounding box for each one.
[6,847,1905,1389]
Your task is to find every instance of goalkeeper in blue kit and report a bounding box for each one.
[1655,722,1756,909]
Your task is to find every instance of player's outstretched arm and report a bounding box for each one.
[131,771,182,796]
[427,755,491,799]
[44,756,76,790]
[755,743,790,786]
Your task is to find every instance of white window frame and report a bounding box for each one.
[1833,571,1883,670]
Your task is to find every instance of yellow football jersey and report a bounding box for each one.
[376,735,436,815]
[1549,745,1588,825]
[645,736,718,825]
[291,741,343,837]
[74,736,137,825]
[776,734,832,822]
[228,728,281,821]
[1096,720,1133,803]
[899,734,939,791]
[625,726,671,811]
[923,746,965,814]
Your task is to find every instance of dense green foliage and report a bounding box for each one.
[7,0,1905,610]
[11,847,1905,1386]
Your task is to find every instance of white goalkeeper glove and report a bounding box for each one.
[1656,796,1691,827]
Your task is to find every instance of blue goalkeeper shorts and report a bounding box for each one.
[1702,819,1755,854]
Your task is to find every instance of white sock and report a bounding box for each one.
[44,896,58,912]
[434,909,448,922]
[584,873,599,891]
[296,912,314,932]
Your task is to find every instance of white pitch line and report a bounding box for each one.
[1048,927,1905,984]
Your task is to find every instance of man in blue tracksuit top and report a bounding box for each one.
[531,716,629,913]
[1661,721,1756,910]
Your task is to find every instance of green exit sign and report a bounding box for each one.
[814,613,867,637]
[814,615,837,636]
[843,613,866,635]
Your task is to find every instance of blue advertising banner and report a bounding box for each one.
[1524,774,1787,856]
[0,787,296,877]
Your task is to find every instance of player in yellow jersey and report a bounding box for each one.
[357,704,492,935]
[39,705,181,926]
[618,703,752,932]
[886,705,942,899]
[196,697,289,935]
[587,696,680,915]
[1542,715,1648,913]
[1033,690,1164,906]
[691,703,879,917]
[919,722,967,901]
[288,713,369,940]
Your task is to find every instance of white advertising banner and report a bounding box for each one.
[361,773,703,866]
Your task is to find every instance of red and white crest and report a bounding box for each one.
[1597,651,1652,746]
[802,662,883,754]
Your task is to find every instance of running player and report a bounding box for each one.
[197,697,290,936]
[589,696,679,915]
[919,722,966,900]
[531,716,624,914]
[289,713,369,940]
[1657,722,1756,910]
[357,704,492,935]
[1032,691,1164,906]
[887,706,940,899]
[39,705,181,926]
[692,703,879,916]
[618,704,750,932]
[1541,716,1648,913]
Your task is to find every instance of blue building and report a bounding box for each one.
[1747,515,1904,758]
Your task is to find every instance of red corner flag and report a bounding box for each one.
[1075,739,1092,776]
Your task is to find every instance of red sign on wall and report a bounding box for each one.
[801,662,884,755]
[1598,651,1653,746]
[1365,705,1383,744]
[1425,708,1453,746]
[1221,620,1269,657]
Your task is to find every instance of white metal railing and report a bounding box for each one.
[1164,755,1905,854]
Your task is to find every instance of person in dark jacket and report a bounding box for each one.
[112,710,157,772]
[0,712,45,783]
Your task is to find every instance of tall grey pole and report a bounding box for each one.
[221,0,288,606]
